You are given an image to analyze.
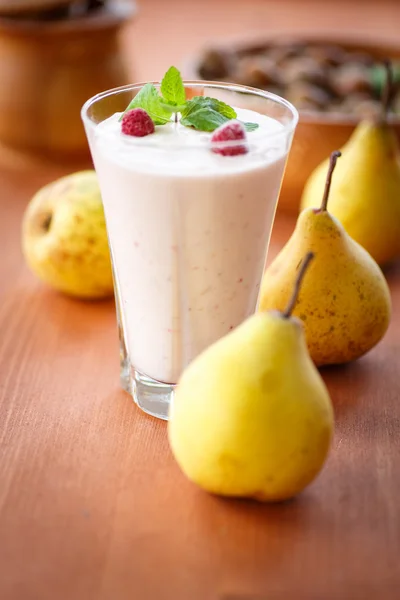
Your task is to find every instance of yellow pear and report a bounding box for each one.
[22,170,114,299]
[169,254,334,503]
[260,151,391,366]
[301,62,400,266]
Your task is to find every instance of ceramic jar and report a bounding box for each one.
[0,0,134,159]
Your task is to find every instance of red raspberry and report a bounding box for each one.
[211,120,248,156]
[121,108,155,137]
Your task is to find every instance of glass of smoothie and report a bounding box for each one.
[81,77,298,420]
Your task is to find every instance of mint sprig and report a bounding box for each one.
[120,66,259,133]
[120,83,171,125]
[161,66,186,106]
[181,97,236,131]
[182,97,237,120]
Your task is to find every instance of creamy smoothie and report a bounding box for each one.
[91,107,288,384]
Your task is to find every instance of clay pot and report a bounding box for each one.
[0,1,75,17]
[0,0,134,160]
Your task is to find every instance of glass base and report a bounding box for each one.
[120,353,131,394]
[130,369,174,420]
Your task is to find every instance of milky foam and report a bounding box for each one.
[95,107,287,176]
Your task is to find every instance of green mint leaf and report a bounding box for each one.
[181,109,231,132]
[241,121,259,132]
[182,97,236,119]
[120,83,171,125]
[159,101,187,114]
[160,66,186,106]
[180,97,237,131]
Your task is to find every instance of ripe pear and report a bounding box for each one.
[169,254,334,503]
[301,62,400,266]
[22,170,114,299]
[260,151,391,366]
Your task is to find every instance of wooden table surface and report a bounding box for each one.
[1,1,400,599]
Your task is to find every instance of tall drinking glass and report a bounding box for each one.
[81,81,298,420]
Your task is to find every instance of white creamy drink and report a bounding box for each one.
[91,107,288,384]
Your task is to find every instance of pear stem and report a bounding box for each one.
[282,252,315,319]
[382,60,394,119]
[320,150,341,212]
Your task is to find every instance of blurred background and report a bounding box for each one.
[126,0,400,80]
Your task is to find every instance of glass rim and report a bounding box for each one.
[81,80,299,150]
